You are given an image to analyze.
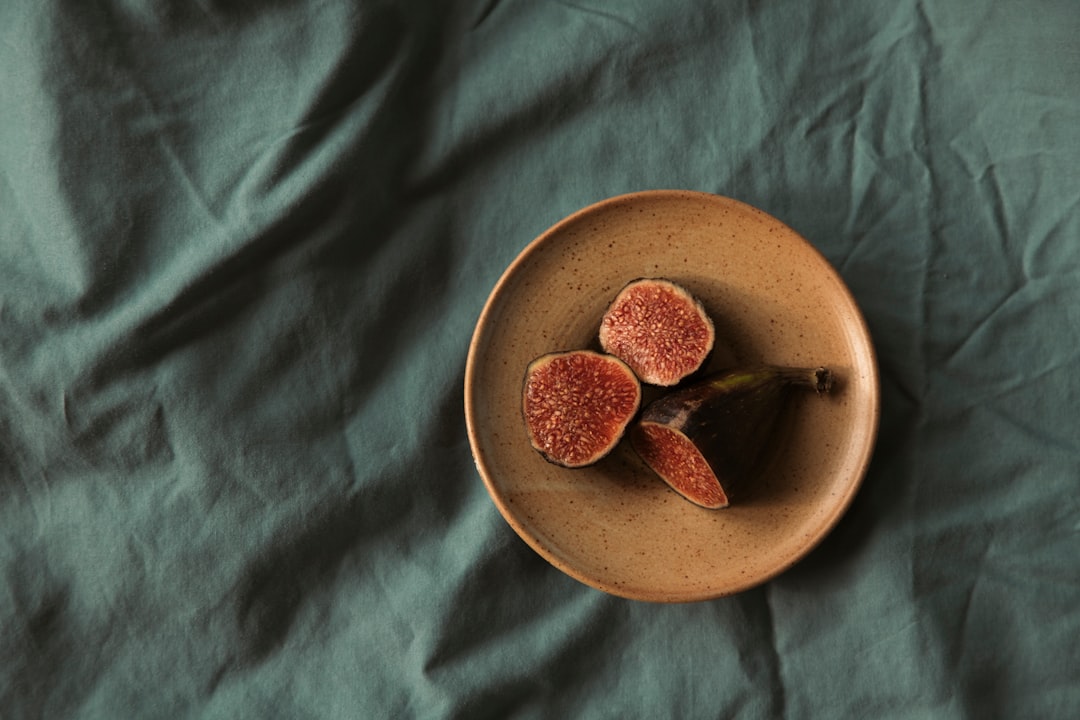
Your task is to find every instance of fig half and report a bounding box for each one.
[522,350,642,468]
[631,366,833,508]
[598,278,715,386]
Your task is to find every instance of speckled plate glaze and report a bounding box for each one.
[465,190,879,602]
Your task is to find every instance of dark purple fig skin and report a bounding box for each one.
[632,366,833,507]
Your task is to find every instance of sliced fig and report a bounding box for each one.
[522,350,642,468]
[631,366,833,508]
[598,278,715,386]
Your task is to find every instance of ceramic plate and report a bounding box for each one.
[464,190,879,602]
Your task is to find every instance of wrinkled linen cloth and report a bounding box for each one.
[2,1,1078,717]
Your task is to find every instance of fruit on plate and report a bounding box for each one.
[598,278,715,386]
[631,366,834,508]
[522,350,642,468]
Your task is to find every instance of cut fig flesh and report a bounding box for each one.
[522,350,642,468]
[598,278,715,386]
[632,422,730,508]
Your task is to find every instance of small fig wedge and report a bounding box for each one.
[522,350,642,468]
[598,278,715,386]
[631,366,833,508]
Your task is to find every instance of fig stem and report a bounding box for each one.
[813,367,833,394]
[701,366,834,395]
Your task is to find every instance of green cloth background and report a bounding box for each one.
[2,1,1078,717]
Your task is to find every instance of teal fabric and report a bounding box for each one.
[2,1,1078,717]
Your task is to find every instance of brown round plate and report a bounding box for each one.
[464,190,879,602]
